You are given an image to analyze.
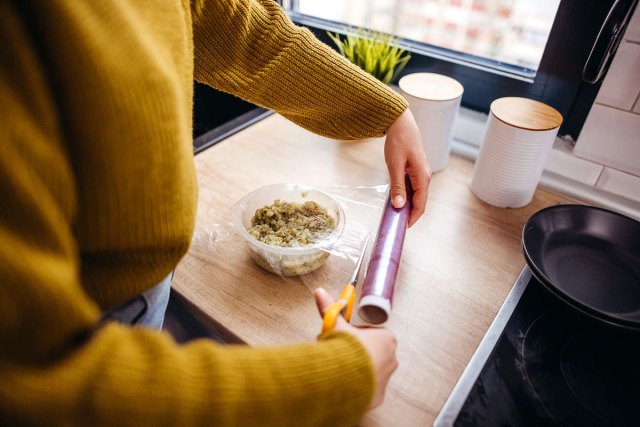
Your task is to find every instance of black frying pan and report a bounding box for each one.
[522,204,640,330]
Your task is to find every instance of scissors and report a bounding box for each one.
[321,235,369,336]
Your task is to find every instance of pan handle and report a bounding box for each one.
[582,0,638,84]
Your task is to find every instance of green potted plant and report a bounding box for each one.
[327,28,411,85]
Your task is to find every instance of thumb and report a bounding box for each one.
[313,287,334,314]
[314,288,350,330]
[389,174,407,209]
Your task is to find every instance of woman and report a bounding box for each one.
[0,0,431,425]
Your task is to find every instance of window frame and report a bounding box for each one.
[281,0,637,139]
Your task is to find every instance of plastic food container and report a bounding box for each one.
[233,183,346,276]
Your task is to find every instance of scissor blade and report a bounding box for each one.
[349,235,370,285]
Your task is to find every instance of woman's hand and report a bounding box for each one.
[384,109,431,227]
[314,288,398,409]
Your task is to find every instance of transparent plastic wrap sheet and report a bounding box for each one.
[191,184,388,295]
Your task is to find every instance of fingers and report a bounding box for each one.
[407,166,431,227]
[408,190,426,227]
[384,109,431,224]
[313,290,398,409]
[389,162,431,227]
[313,288,349,331]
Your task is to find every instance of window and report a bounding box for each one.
[292,0,560,80]
[283,0,638,139]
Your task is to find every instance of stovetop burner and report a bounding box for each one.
[434,267,640,427]
[523,310,640,426]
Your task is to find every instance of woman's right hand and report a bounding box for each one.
[314,288,398,409]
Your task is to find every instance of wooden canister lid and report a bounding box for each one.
[490,97,563,131]
[399,73,464,101]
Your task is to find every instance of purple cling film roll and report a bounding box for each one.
[358,176,413,324]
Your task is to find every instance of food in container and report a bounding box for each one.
[234,184,345,276]
[249,200,336,247]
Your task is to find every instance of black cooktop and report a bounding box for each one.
[434,267,640,427]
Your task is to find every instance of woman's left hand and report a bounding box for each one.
[384,108,431,227]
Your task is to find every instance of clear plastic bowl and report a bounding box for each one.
[233,183,346,276]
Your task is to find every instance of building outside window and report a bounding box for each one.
[293,0,560,79]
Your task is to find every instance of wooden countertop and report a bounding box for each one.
[172,113,576,426]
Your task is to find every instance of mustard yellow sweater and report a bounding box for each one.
[0,0,408,425]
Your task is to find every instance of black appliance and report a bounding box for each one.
[433,267,640,426]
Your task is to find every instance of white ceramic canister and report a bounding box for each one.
[399,73,464,172]
[470,97,563,208]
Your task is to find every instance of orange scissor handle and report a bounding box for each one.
[321,284,356,335]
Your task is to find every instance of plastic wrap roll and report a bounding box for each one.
[358,177,413,324]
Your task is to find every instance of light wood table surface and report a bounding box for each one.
[173,113,576,426]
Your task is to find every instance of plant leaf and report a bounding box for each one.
[327,32,345,56]
[329,26,411,84]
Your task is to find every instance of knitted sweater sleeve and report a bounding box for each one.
[0,82,374,424]
[191,0,408,140]
[0,2,375,426]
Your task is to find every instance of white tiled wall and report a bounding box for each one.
[569,4,640,204]
[591,42,640,110]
